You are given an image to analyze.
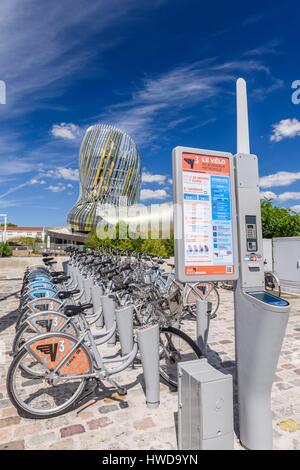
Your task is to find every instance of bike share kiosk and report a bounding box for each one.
[173,78,291,450]
[233,78,290,450]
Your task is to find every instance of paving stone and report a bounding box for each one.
[0,416,21,428]
[49,438,76,450]
[276,383,293,391]
[44,414,70,430]
[98,404,119,414]
[0,428,13,443]
[0,407,19,418]
[0,258,300,450]
[133,417,155,430]
[13,422,44,439]
[60,424,85,438]
[26,431,57,448]
[87,417,112,430]
[0,439,24,450]
[281,363,294,370]
[78,431,109,449]
[0,399,12,409]
[119,400,129,409]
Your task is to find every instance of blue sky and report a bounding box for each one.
[0,0,300,227]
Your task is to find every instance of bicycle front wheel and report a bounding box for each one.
[159,327,202,388]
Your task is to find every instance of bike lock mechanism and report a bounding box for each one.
[115,305,134,356]
[91,285,104,328]
[196,299,212,357]
[137,323,160,409]
[82,277,94,314]
[100,294,117,346]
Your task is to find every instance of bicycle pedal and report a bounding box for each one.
[118,387,127,396]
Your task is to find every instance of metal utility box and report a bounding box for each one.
[273,237,300,293]
[178,359,234,450]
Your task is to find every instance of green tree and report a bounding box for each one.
[140,239,168,257]
[0,243,13,257]
[261,200,300,238]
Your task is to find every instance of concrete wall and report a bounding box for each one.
[273,237,300,294]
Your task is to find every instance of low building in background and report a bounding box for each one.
[5,226,45,241]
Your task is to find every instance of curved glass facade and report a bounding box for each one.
[67,124,141,233]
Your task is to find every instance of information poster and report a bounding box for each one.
[181,152,234,277]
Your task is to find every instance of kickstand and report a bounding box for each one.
[76,381,99,414]
[106,376,127,396]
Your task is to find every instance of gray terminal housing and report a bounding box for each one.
[178,359,234,450]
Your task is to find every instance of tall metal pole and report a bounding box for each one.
[0,214,7,243]
[236,78,250,154]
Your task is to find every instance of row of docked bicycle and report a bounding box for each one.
[7,247,219,419]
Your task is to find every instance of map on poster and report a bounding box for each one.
[181,152,234,277]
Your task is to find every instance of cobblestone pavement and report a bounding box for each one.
[0,258,299,450]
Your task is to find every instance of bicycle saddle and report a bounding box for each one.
[51,271,65,278]
[52,275,70,284]
[64,303,93,317]
[57,289,80,300]
[43,257,54,262]
[45,261,57,266]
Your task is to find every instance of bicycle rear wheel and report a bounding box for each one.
[7,333,92,419]
[159,326,202,388]
[186,282,220,317]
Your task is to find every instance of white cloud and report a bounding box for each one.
[142,171,167,184]
[41,166,79,181]
[270,118,300,142]
[260,171,300,188]
[0,176,46,199]
[51,123,81,140]
[56,167,79,181]
[291,205,300,213]
[29,178,46,185]
[260,191,276,200]
[0,197,42,208]
[0,165,78,201]
[0,159,36,176]
[277,192,300,202]
[140,189,168,200]
[47,184,67,193]
[100,57,281,143]
[244,39,282,56]
[0,0,164,118]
